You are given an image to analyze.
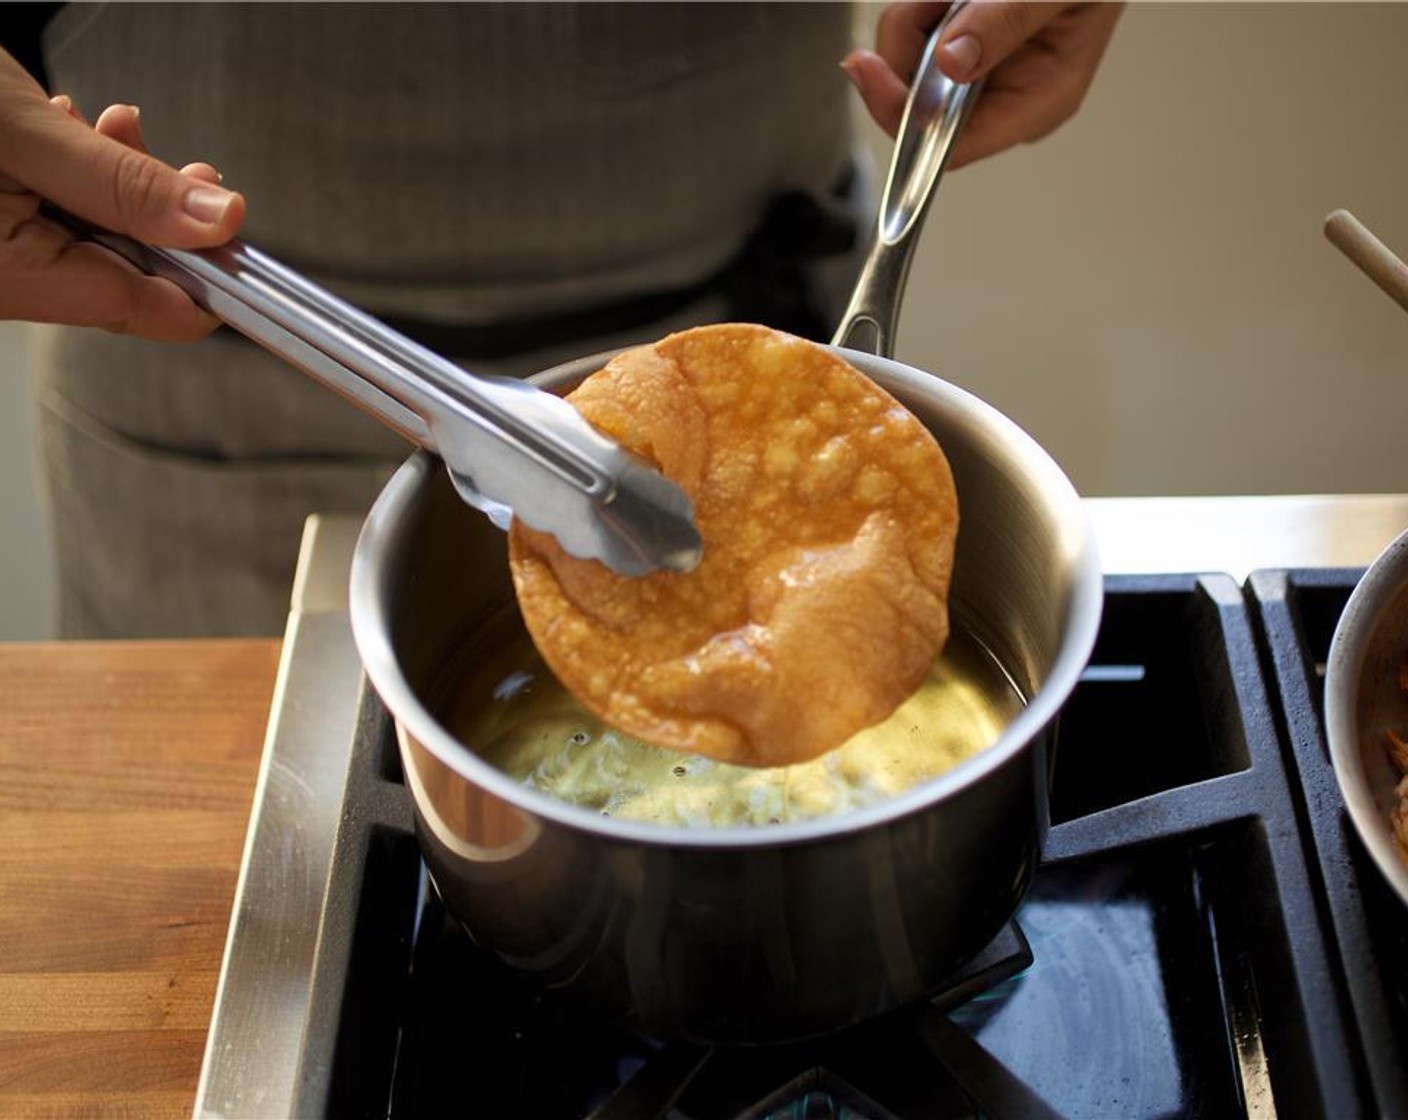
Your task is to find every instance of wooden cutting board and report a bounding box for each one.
[0,639,280,1119]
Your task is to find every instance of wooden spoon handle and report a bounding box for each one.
[1325,208,1408,315]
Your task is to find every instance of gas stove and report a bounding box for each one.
[195,501,1408,1119]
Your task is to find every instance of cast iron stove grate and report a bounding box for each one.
[1249,569,1408,1118]
[290,574,1405,1119]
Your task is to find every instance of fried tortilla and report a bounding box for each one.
[508,323,958,767]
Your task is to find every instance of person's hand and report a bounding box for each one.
[0,48,245,340]
[842,2,1124,171]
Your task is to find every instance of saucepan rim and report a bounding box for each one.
[349,345,1103,849]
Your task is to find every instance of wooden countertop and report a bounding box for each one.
[0,639,281,1120]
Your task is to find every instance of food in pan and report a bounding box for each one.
[508,323,959,769]
[1386,730,1408,860]
[1386,651,1408,860]
[443,605,1021,827]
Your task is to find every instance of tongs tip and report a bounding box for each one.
[598,458,703,577]
[658,540,704,575]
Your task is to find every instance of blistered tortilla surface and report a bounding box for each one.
[508,323,958,767]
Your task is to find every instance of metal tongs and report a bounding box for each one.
[47,210,703,578]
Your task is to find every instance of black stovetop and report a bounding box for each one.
[290,572,1408,1119]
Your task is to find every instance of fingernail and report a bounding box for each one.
[50,94,72,112]
[183,185,235,224]
[839,56,866,98]
[940,34,981,80]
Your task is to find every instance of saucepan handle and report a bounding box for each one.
[832,1,981,359]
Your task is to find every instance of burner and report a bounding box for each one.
[584,921,1033,1120]
[274,573,1405,1119]
[356,868,1034,1120]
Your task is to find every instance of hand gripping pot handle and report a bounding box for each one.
[833,1,981,359]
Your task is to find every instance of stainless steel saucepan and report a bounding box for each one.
[349,16,1104,1043]
[1325,528,1408,909]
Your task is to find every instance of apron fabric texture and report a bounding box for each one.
[34,3,867,637]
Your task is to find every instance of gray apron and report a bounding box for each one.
[34,3,867,637]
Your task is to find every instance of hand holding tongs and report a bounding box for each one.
[45,209,703,578]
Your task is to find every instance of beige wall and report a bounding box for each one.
[2,3,1407,636]
[858,1,1408,497]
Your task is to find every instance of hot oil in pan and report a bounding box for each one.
[439,607,1026,828]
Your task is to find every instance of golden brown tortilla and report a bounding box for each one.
[508,323,958,767]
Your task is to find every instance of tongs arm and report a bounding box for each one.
[60,218,596,485]
[46,209,702,577]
